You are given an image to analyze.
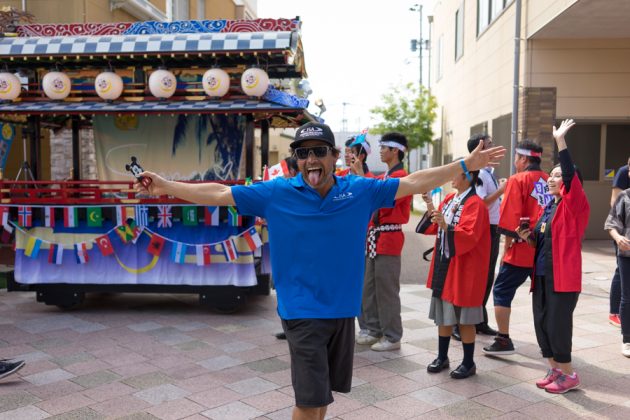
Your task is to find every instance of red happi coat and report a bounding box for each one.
[535,175,590,292]
[498,168,549,268]
[419,191,490,307]
[367,167,412,255]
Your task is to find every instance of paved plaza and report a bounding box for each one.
[1,236,629,419]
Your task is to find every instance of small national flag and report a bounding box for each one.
[222,238,238,262]
[87,207,102,227]
[171,242,187,264]
[18,206,32,227]
[116,220,140,244]
[25,236,42,258]
[147,233,165,256]
[196,244,211,266]
[266,160,288,180]
[0,206,8,226]
[204,206,220,226]
[227,206,242,227]
[1,223,13,243]
[243,226,263,251]
[44,207,55,228]
[74,242,89,264]
[48,243,63,265]
[95,234,114,256]
[182,206,198,226]
[135,205,149,227]
[63,207,78,228]
[244,177,253,186]
[116,206,135,226]
[157,205,173,228]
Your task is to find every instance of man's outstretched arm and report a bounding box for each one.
[395,143,506,199]
[134,171,236,206]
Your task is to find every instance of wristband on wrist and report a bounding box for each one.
[459,159,472,181]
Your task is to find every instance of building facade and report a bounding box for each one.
[430,0,630,238]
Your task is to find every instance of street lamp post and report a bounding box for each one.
[410,4,423,88]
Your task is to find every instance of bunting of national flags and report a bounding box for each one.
[12,221,263,267]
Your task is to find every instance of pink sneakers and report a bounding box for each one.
[535,368,561,389]
[609,314,621,328]
[544,372,580,394]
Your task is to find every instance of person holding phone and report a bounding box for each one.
[516,119,590,393]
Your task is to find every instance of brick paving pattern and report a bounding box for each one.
[1,239,629,419]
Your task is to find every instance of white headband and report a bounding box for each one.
[379,140,407,152]
[515,147,542,157]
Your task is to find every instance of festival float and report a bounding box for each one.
[0,15,315,311]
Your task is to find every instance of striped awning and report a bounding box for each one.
[0,31,294,57]
[0,99,305,115]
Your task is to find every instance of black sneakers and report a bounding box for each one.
[482,336,515,355]
[0,359,25,380]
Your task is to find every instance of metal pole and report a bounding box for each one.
[510,0,522,175]
[261,119,269,169]
[419,5,423,88]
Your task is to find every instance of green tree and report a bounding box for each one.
[369,83,437,149]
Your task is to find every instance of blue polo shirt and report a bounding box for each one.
[232,174,399,319]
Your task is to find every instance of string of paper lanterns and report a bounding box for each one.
[0,67,270,101]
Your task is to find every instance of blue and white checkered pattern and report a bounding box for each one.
[0,32,292,56]
[0,99,304,114]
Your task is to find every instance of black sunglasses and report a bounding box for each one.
[294,146,331,160]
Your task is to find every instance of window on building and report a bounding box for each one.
[561,123,601,181]
[470,122,488,136]
[455,6,464,61]
[477,0,513,35]
[605,124,630,174]
[437,35,444,80]
[492,114,511,180]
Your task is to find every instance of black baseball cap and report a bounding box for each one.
[290,122,336,149]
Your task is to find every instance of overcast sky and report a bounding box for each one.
[258,0,435,133]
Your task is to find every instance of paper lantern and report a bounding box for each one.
[148,69,177,99]
[202,68,230,98]
[241,67,269,97]
[95,71,124,101]
[42,71,71,100]
[0,72,21,101]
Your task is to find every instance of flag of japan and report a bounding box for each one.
[95,235,114,256]
[195,244,211,266]
[44,207,55,228]
[222,238,238,262]
[147,234,165,256]
[75,242,89,264]
[64,207,78,228]
[243,226,263,251]
[48,243,63,264]
[171,242,187,264]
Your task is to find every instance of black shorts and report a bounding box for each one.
[281,317,354,407]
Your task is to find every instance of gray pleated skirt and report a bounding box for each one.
[429,297,483,326]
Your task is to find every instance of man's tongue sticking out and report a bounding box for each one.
[307,168,322,185]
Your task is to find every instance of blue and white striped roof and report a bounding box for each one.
[0,99,304,114]
[0,31,294,57]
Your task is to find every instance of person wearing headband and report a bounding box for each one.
[483,139,550,356]
[357,133,411,351]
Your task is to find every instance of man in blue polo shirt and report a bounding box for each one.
[135,122,505,420]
